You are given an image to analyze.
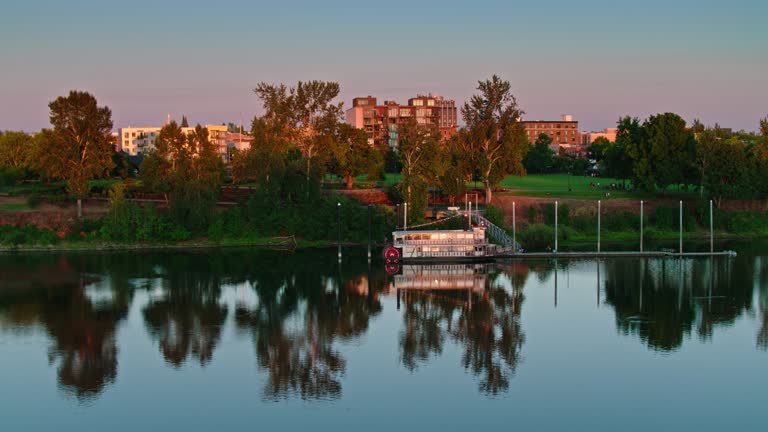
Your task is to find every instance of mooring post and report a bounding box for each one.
[709,200,714,255]
[554,201,558,253]
[367,204,372,261]
[679,200,683,255]
[337,202,342,261]
[404,203,408,231]
[597,200,602,253]
[640,200,644,253]
[469,201,472,226]
[512,202,517,254]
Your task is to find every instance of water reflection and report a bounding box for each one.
[391,264,525,395]
[0,246,766,404]
[142,257,228,367]
[0,254,131,401]
[602,256,759,352]
[233,253,382,400]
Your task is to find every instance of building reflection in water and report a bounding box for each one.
[389,263,525,395]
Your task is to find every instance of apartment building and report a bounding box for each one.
[522,114,580,147]
[345,94,458,148]
[117,124,234,159]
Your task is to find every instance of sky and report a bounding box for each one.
[1,0,766,132]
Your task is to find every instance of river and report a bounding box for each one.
[1,243,766,431]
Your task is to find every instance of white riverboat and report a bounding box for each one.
[383,226,504,262]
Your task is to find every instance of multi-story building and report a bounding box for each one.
[581,128,617,145]
[118,124,238,160]
[522,114,581,155]
[345,94,458,148]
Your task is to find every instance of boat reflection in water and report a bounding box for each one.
[390,263,490,299]
[387,263,525,395]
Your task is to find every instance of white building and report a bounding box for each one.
[117,124,231,157]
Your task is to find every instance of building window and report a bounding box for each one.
[412,99,423,106]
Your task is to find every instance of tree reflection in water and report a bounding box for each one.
[0,254,132,401]
[142,256,228,367]
[602,254,761,352]
[397,264,526,395]
[235,253,382,400]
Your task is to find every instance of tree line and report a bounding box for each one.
[589,114,768,205]
[2,84,768,239]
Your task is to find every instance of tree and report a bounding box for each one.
[588,136,611,162]
[398,119,440,223]
[645,113,697,192]
[621,116,651,191]
[34,91,115,218]
[461,75,528,203]
[328,123,382,189]
[180,115,189,128]
[703,135,750,205]
[602,139,633,186]
[140,122,224,230]
[691,118,705,134]
[253,80,343,199]
[0,131,33,170]
[523,133,555,173]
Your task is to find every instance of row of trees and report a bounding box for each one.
[3,87,768,231]
[228,76,530,225]
[590,113,768,205]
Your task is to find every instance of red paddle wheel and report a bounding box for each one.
[383,246,401,263]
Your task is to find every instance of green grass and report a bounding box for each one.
[499,174,625,190]
[0,203,31,211]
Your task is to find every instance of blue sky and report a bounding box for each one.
[1,0,766,132]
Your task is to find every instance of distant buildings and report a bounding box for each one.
[117,124,251,161]
[521,114,585,157]
[581,128,617,145]
[345,94,458,148]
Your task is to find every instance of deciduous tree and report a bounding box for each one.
[253,80,343,199]
[0,131,33,169]
[523,133,554,174]
[34,91,115,218]
[398,119,440,222]
[461,75,527,203]
[140,122,224,229]
[328,123,381,189]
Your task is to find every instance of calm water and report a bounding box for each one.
[1,244,766,431]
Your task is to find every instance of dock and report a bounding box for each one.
[495,251,737,259]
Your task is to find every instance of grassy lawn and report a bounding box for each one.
[499,174,625,190]
[0,203,31,211]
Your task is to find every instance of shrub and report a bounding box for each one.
[519,224,555,250]
[543,202,570,226]
[484,204,505,228]
[528,205,536,224]
[722,211,768,233]
[602,211,638,232]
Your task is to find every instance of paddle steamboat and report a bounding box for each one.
[383,225,505,262]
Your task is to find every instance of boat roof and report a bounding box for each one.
[392,229,479,235]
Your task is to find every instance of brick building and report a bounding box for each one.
[521,114,587,157]
[345,94,458,148]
